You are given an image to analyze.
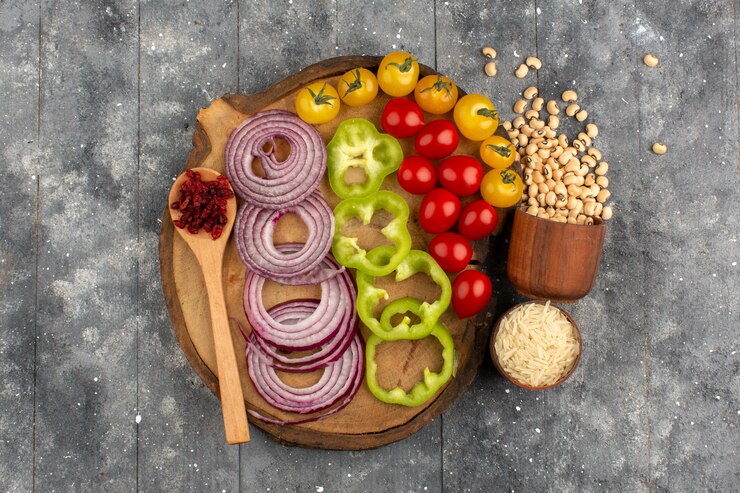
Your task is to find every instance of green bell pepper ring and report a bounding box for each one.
[356,246,451,340]
[327,118,404,199]
[365,322,455,407]
[332,191,412,277]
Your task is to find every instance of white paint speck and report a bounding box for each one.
[535,428,541,433]
[316,488,323,493]
[135,415,142,424]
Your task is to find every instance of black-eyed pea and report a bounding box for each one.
[546,206,556,218]
[555,193,567,208]
[551,146,564,159]
[583,201,597,217]
[485,61,497,77]
[515,64,529,78]
[577,164,590,177]
[538,182,549,194]
[567,216,577,224]
[596,176,609,188]
[502,120,512,131]
[525,143,538,155]
[578,132,592,147]
[558,134,569,148]
[523,86,538,99]
[554,182,567,196]
[566,103,580,117]
[542,163,552,177]
[532,170,545,184]
[546,100,560,115]
[601,206,613,220]
[521,125,534,137]
[518,147,527,157]
[544,127,557,139]
[513,99,527,114]
[573,139,586,153]
[551,170,563,182]
[643,53,659,67]
[528,183,538,197]
[579,186,593,200]
[575,109,588,122]
[530,118,545,130]
[517,134,528,147]
[567,184,583,197]
[513,116,526,129]
[588,147,602,160]
[564,160,580,174]
[524,170,534,186]
[482,47,497,59]
[590,183,600,197]
[595,161,609,176]
[652,142,667,154]
[532,97,544,111]
[507,129,520,140]
[586,123,598,139]
[526,205,539,216]
[563,173,579,186]
[534,129,546,139]
[584,173,596,187]
[576,214,587,225]
[597,189,611,203]
[527,197,538,207]
[537,193,547,207]
[524,109,539,120]
[584,217,594,226]
[593,202,603,217]
[545,178,556,190]
[581,155,596,168]
[566,195,578,210]
[526,56,542,70]
[562,90,578,102]
[558,151,573,166]
[529,136,545,146]
[537,210,549,219]
[545,191,557,206]
[537,148,550,160]
[547,115,560,129]
[538,139,554,149]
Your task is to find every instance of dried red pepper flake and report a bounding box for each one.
[171,169,234,240]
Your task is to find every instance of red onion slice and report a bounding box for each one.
[244,251,356,350]
[247,334,364,416]
[248,299,357,372]
[234,192,335,282]
[225,109,326,209]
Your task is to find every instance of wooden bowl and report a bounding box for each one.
[489,301,582,391]
[507,207,606,302]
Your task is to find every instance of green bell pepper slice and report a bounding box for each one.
[327,118,404,199]
[332,191,412,277]
[365,322,455,407]
[356,246,452,341]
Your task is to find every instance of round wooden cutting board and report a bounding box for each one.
[159,55,511,450]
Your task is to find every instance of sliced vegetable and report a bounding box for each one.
[377,51,420,97]
[451,270,492,319]
[381,97,425,138]
[437,155,484,197]
[355,246,452,340]
[457,200,498,240]
[428,232,472,273]
[453,94,499,141]
[225,109,325,209]
[234,191,335,283]
[295,81,341,124]
[338,68,379,107]
[332,191,412,277]
[365,323,455,406]
[480,168,524,208]
[414,75,459,114]
[414,119,459,160]
[244,247,354,349]
[418,188,461,234]
[479,135,515,169]
[397,155,437,195]
[327,118,404,199]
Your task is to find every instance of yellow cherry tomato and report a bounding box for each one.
[479,135,516,169]
[377,52,420,97]
[338,68,379,107]
[414,75,459,115]
[295,82,341,124]
[480,168,524,208]
[453,94,499,141]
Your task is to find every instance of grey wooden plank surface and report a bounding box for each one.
[33,0,139,490]
[237,2,444,492]
[635,1,740,491]
[0,1,39,492]
[137,0,241,491]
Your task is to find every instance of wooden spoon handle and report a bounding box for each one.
[204,258,250,444]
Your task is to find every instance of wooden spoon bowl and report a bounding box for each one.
[168,167,250,444]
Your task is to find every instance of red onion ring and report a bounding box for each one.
[234,192,335,283]
[248,299,357,372]
[247,334,364,416]
[244,250,356,350]
[225,109,326,209]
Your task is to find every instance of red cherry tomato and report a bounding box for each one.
[429,232,473,272]
[381,97,425,138]
[418,188,461,234]
[451,270,492,319]
[457,200,499,240]
[414,120,459,160]
[397,156,437,195]
[437,155,484,197]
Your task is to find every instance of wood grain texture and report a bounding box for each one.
[33,0,139,490]
[137,0,241,490]
[160,55,503,451]
[0,1,39,491]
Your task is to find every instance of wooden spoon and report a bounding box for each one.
[168,167,250,444]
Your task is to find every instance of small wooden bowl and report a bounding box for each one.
[489,301,582,391]
[507,207,606,302]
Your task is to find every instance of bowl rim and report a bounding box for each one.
[489,300,583,391]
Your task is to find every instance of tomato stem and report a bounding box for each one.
[419,75,453,96]
[501,169,517,185]
[476,107,498,120]
[342,69,364,97]
[307,83,336,106]
[387,56,415,73]
[487,143,513,158]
